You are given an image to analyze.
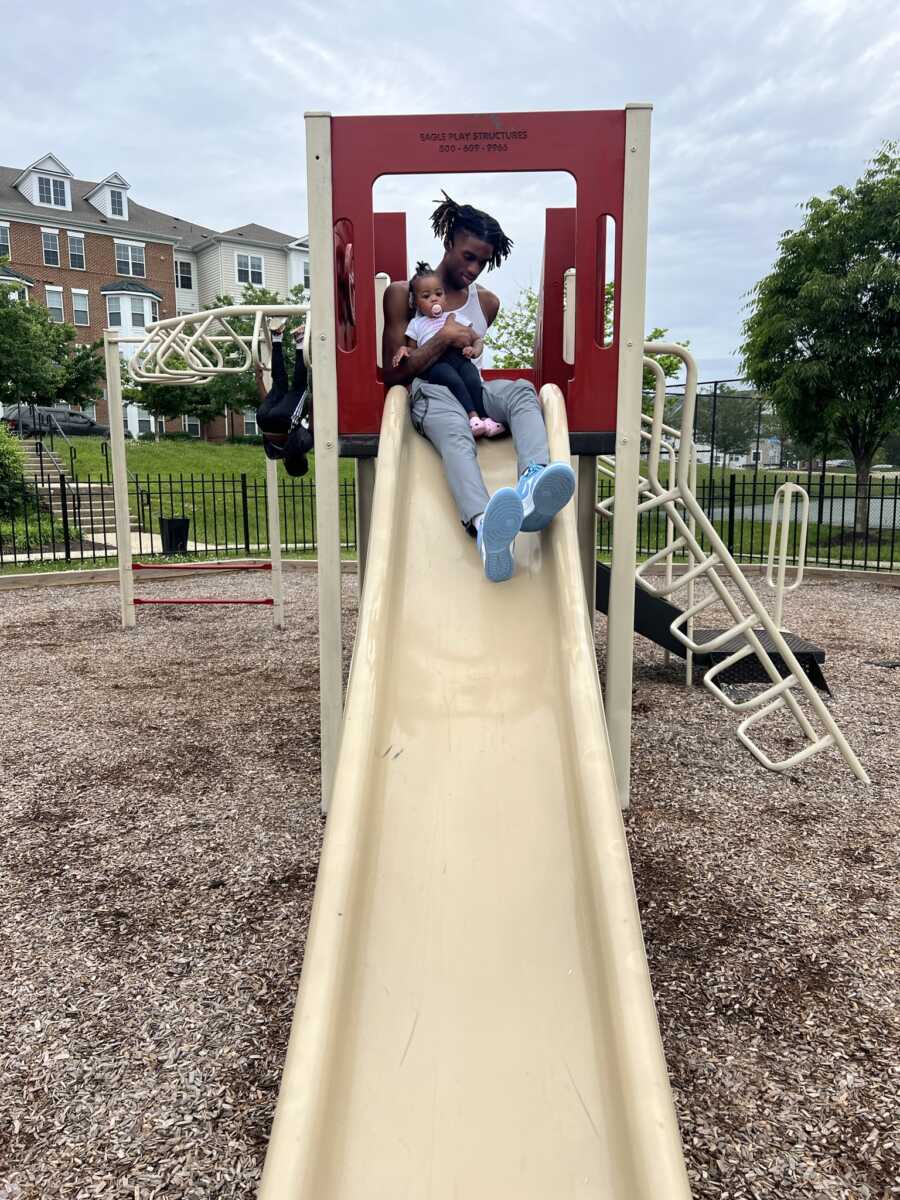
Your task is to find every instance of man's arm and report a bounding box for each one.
[382,283,472,388]
[477,286,500,329]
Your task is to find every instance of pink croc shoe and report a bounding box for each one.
[483,418,507,438]
[469,415,487,438]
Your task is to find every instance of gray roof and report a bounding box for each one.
[1,264,34,285]
[99,280,163,299]
[0,164,217,248]
[218,223,304,248]
[0,162,306,254]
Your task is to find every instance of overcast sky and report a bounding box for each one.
[3,0,898,380]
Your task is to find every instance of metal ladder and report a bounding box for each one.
[597,342,868,783]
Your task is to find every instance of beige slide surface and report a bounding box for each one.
[259,387,691,1199]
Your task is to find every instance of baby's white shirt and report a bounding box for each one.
[405,310,473,347]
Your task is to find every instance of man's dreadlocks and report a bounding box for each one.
[430,191,513,270]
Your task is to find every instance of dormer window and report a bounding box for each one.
[110,189,124,217]
[38,176,67,207]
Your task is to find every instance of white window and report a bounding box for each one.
[110,189,124,217]
[243,410,258,436]
[38,176,67,207]
[115,241,145,277]
[68,233,85,270]
[72,290,89,326]
[150,299,159,323]
[0,224,9,258]
[303,258,310,290]
[236,253,263,285]
[45,286,64,323]
[106,295,122,327]
[174,259,192,289]
[182,414,201,438]
[42,230,60,266]
[136,405,153,435]
[131,297,146,328]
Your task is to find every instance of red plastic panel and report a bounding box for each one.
[329,111,626,435]
[535,208,576,401]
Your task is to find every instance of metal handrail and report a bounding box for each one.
[765,482,809,629]
[636,341,868,782]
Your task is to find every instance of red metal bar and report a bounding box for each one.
[133,598,274,606]
[132,561,272,572]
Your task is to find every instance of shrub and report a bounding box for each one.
[0,424,25,516]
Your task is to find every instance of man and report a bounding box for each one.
[382,193,575,583]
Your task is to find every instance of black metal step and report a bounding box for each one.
[595,563,829,693]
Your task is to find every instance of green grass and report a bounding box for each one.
[70,437,355,485]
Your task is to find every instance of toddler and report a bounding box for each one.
[392,262,505,438]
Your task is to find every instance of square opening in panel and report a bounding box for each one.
[373,171,576,369]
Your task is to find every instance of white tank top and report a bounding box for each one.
[447,284,488,368]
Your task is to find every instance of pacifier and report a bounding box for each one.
[431,303,443,317]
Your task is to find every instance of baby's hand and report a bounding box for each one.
[391,346,410,368]
[462,346,477,358]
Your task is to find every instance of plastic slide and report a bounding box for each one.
[258,386,691,1199]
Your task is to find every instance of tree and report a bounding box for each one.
[486,283,686,399]
[0,283,104,413]
[693,385,762,461]
[0,284,65,408]
[741,142,900,536]
[487,286,539,368]
[50,336,105,410]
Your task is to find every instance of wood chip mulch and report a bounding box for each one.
[1,571,897,1199]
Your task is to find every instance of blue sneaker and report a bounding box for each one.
[515,461,577,532]
[476,487,524,583]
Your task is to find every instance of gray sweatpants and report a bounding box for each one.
[409,376,549,526]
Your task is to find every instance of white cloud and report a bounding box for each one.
[2,0,898,377]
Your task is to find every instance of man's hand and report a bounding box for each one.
[391,345,411,369]
[462,346,477,359]
[441,318,474,350]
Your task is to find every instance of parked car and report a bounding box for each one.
[1,405,109,438]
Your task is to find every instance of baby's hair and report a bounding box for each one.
[408,260,441,313]
[430,191,513,270]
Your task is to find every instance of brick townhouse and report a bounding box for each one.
[0,153,308,440]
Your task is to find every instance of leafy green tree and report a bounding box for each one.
[51,337,105,409]
[487,283,686,398]
[0,285,65,407]
[487,286,539,368]
[741,142,900,535]
[693,385,762,460]
[1,281,104,414]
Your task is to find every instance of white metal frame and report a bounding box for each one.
[103,303,306,632]
[766,482,809,630]
[625,342,868,781]
[605,103,653,811]
[306,112,343,816]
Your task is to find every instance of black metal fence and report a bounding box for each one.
[0,472,356,568]
[1,468,898,572]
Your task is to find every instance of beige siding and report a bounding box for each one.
[220,241,289,300]
[196,244,222,307]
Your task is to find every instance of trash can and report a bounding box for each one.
[160,516,190,554]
